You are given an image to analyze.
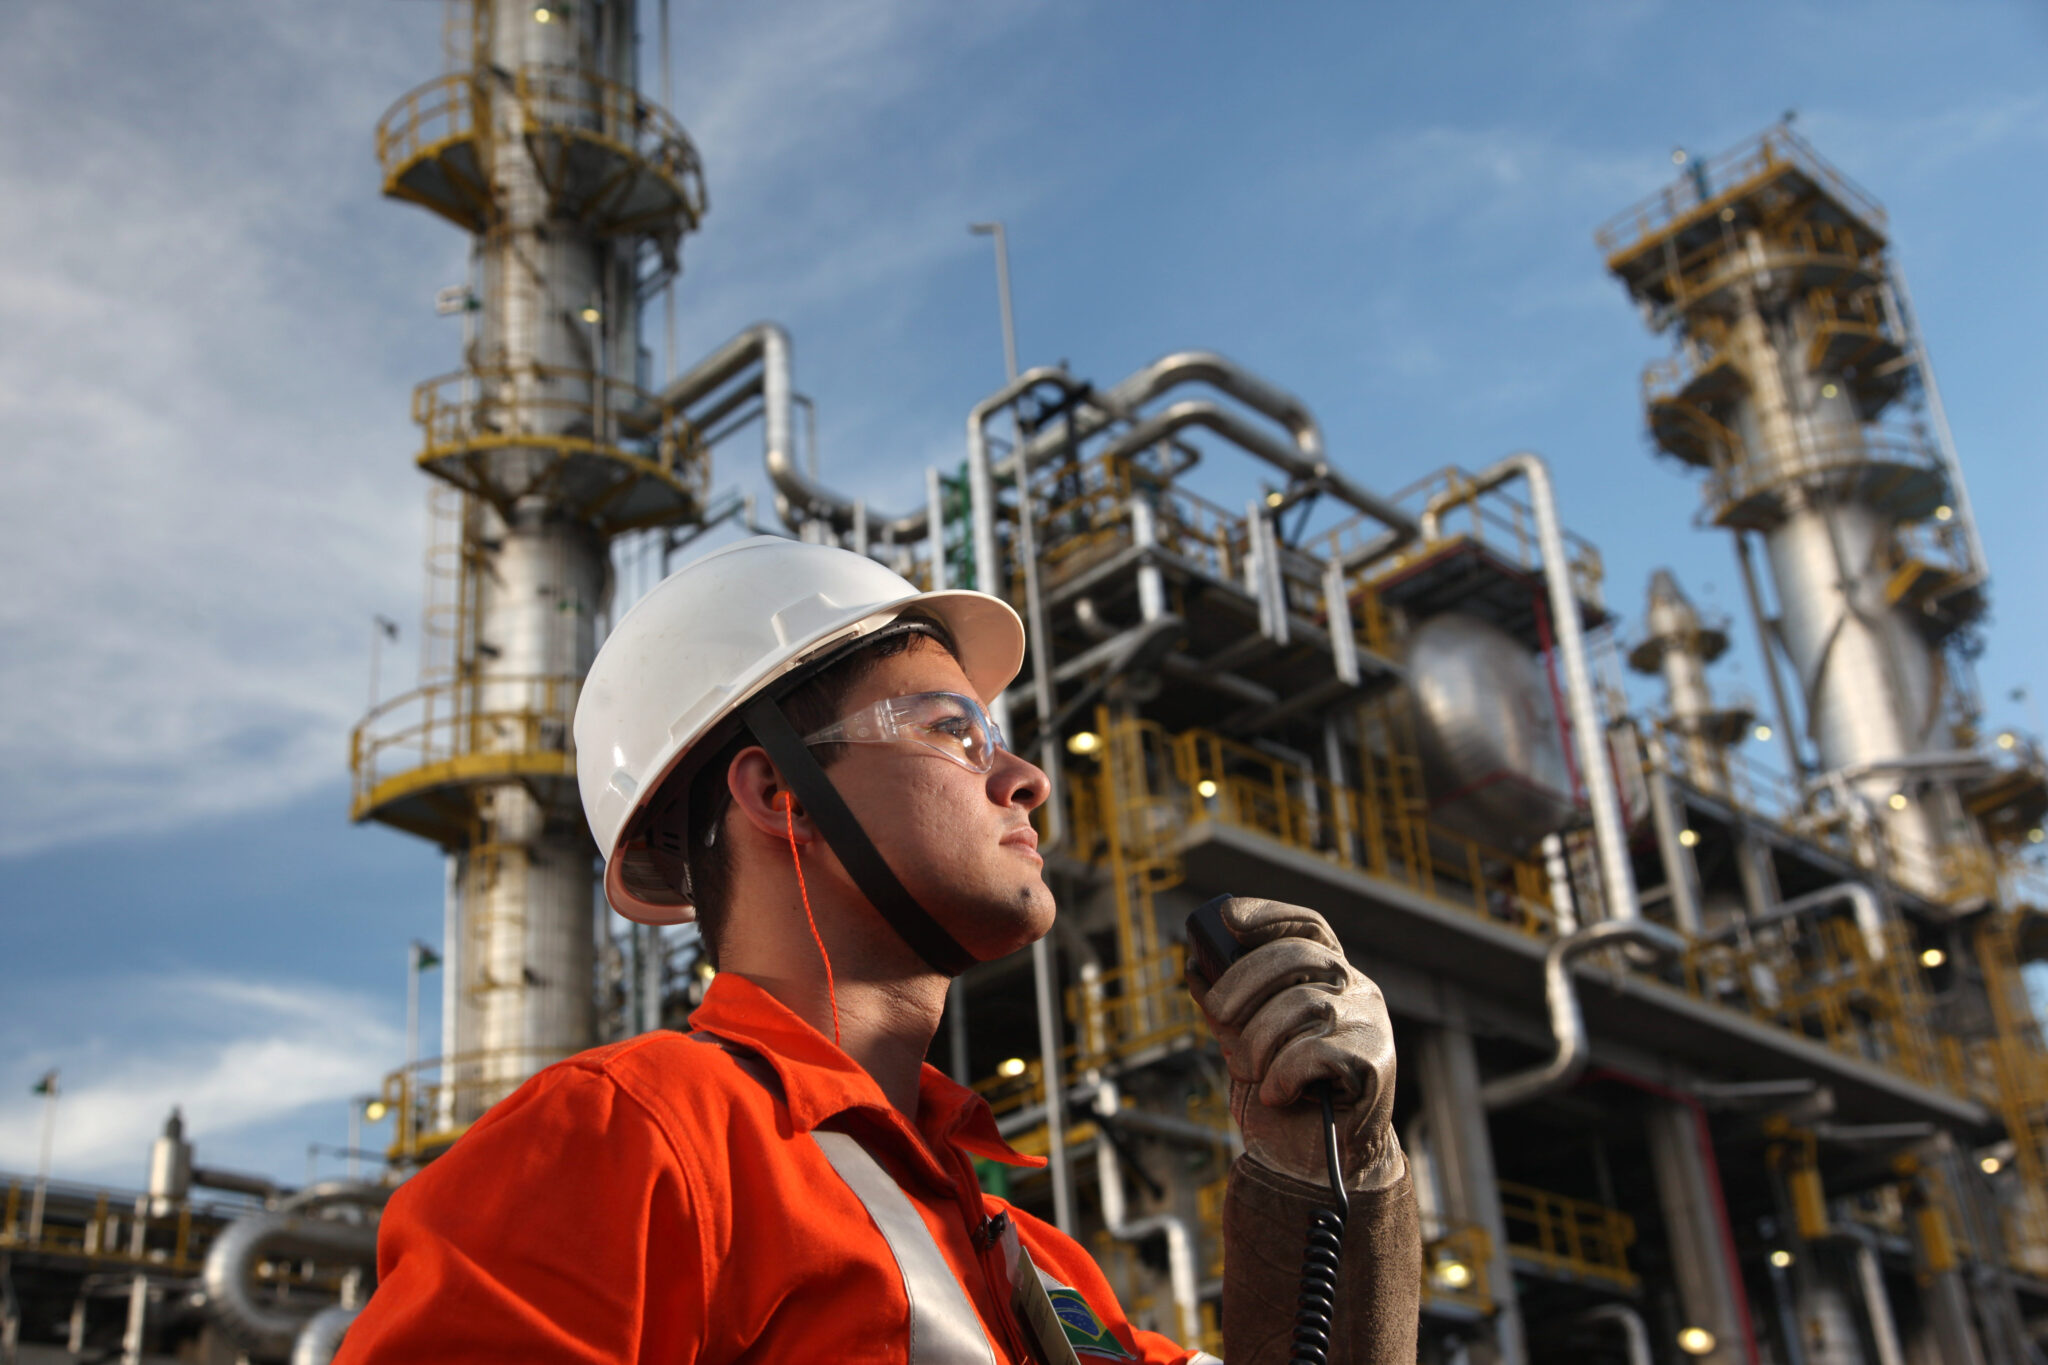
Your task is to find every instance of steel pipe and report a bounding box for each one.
[1578,1303,1653,1365]
[290,1306,362,1365]
[1481,919,1687,1110]
[1422,454,1640,923]
[1032,936,1074,1236]
[202,1210,379,1358]
[1091,1081,1202,1346]
[1696,880,1888,962]
[638,321,928,538]
[1089,400,1418,542]
[966,368,1091,616]
[993,356,1418,549]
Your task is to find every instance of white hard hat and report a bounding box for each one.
[574,536,1025,925]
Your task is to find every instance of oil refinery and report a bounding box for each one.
[4,3,2046,1363]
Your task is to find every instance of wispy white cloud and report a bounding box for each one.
[0,2,456,856]
[0,973,400,1184]
[0,0,1056,857]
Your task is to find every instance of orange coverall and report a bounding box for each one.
[336,972,1203,1363]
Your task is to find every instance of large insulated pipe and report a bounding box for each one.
[202,1211,379,1358]
[966,368,1091,626]
[1089,400,1418,542]
[1422,454,1639,922]
[189,1166,284,1201]
[637,322,928,538]
[290,1306,362,1365]
[1578,1304,1653,1365]
[1091,1080,1202,1346]
[1481,919,1686,1110]
[1695,881,1889,963]
[996,353,1419,548]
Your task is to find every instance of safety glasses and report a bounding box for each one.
[802,691,1009,773]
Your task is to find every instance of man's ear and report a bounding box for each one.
[726,746,818,844]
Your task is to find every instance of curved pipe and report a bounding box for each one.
[994,350,1418,548]
[1697,880,1888,962]
[278,1180,394,1216]
[639,321,923,538]
[1481,919,1687,1110]
[1423,454,1639,924]
[1091,1081,1203,1345]
[189,1165,284,1200]
[290,1305,363,1365]
[1092,400,1418,541]
[202,1210,379,1358]
[1578,1304,1653,1365]
[965,366,1091,603]
[1101,350,1325,462]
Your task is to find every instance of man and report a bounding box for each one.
[339,537,1418,1364]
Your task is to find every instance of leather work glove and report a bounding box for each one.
[1187,896,1403,1191]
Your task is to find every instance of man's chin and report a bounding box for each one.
[957,888,1055,960]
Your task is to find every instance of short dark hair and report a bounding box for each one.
[669,624,959,967]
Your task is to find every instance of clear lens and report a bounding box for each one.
[891,692,991,769]
[805,691,1006,773]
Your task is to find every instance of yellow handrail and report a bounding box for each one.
[1595,123,1885,259]
[350,672,582,813]
[1496,1181,1637,1288]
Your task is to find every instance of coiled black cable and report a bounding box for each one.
[1288,1086,1350,1365]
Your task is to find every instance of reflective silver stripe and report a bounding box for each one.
[811,1130,999,1365]
[1188,1353,1225,1365]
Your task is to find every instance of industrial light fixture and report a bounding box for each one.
[1066,730,1101,756]
[997,1057,1027,1079]
[1997,732,2018,751]
[1754,723,1773,742]
[363,1099,389,1123]
[1768,1249,1794,1269]
[1671,148,1689,166]
[1265,490,1285,508]
[1196,779,1219,799]
[1888,792,1910,811]
[1678,828,1701,848]
[1434,1258,1472,1289]
[1934,505,1954,522]
[580,305,602,324]
[1719,207,1736,223]
[1820,383,1838,398]
[1677,1326,1717,1356]
[533,5,553,21]
[1920,947,1946,969]
[2032,828,2046,845]
[1981,1154,2003,1175]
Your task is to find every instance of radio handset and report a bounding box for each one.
[1185,894,1350,1365]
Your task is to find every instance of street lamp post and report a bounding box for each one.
[967,219,1075,1235]
[27,1069,58,1242]
[407,939,442,1073]
[369,616,399,712]
[968,222,1019,383]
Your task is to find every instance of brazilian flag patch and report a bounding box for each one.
[1045,1285,1136,1360]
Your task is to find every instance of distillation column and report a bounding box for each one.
[1628,569,1752,801]
[1598,126,1989,903]
[353,0,707,1139]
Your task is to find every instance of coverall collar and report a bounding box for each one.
[690,972,1045,1188]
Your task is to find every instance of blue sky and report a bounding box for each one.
[3,0,2044,1186]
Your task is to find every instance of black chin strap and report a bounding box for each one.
[741,694,977,978]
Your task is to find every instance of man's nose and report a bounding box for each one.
[991,747,1051,810]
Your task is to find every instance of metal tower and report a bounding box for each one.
[1628,568,1752,802]
[1599,123,1993,907]
[350,0,707,1153]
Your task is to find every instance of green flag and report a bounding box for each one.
[31,1070,57,1096]
[412,941,442,971]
